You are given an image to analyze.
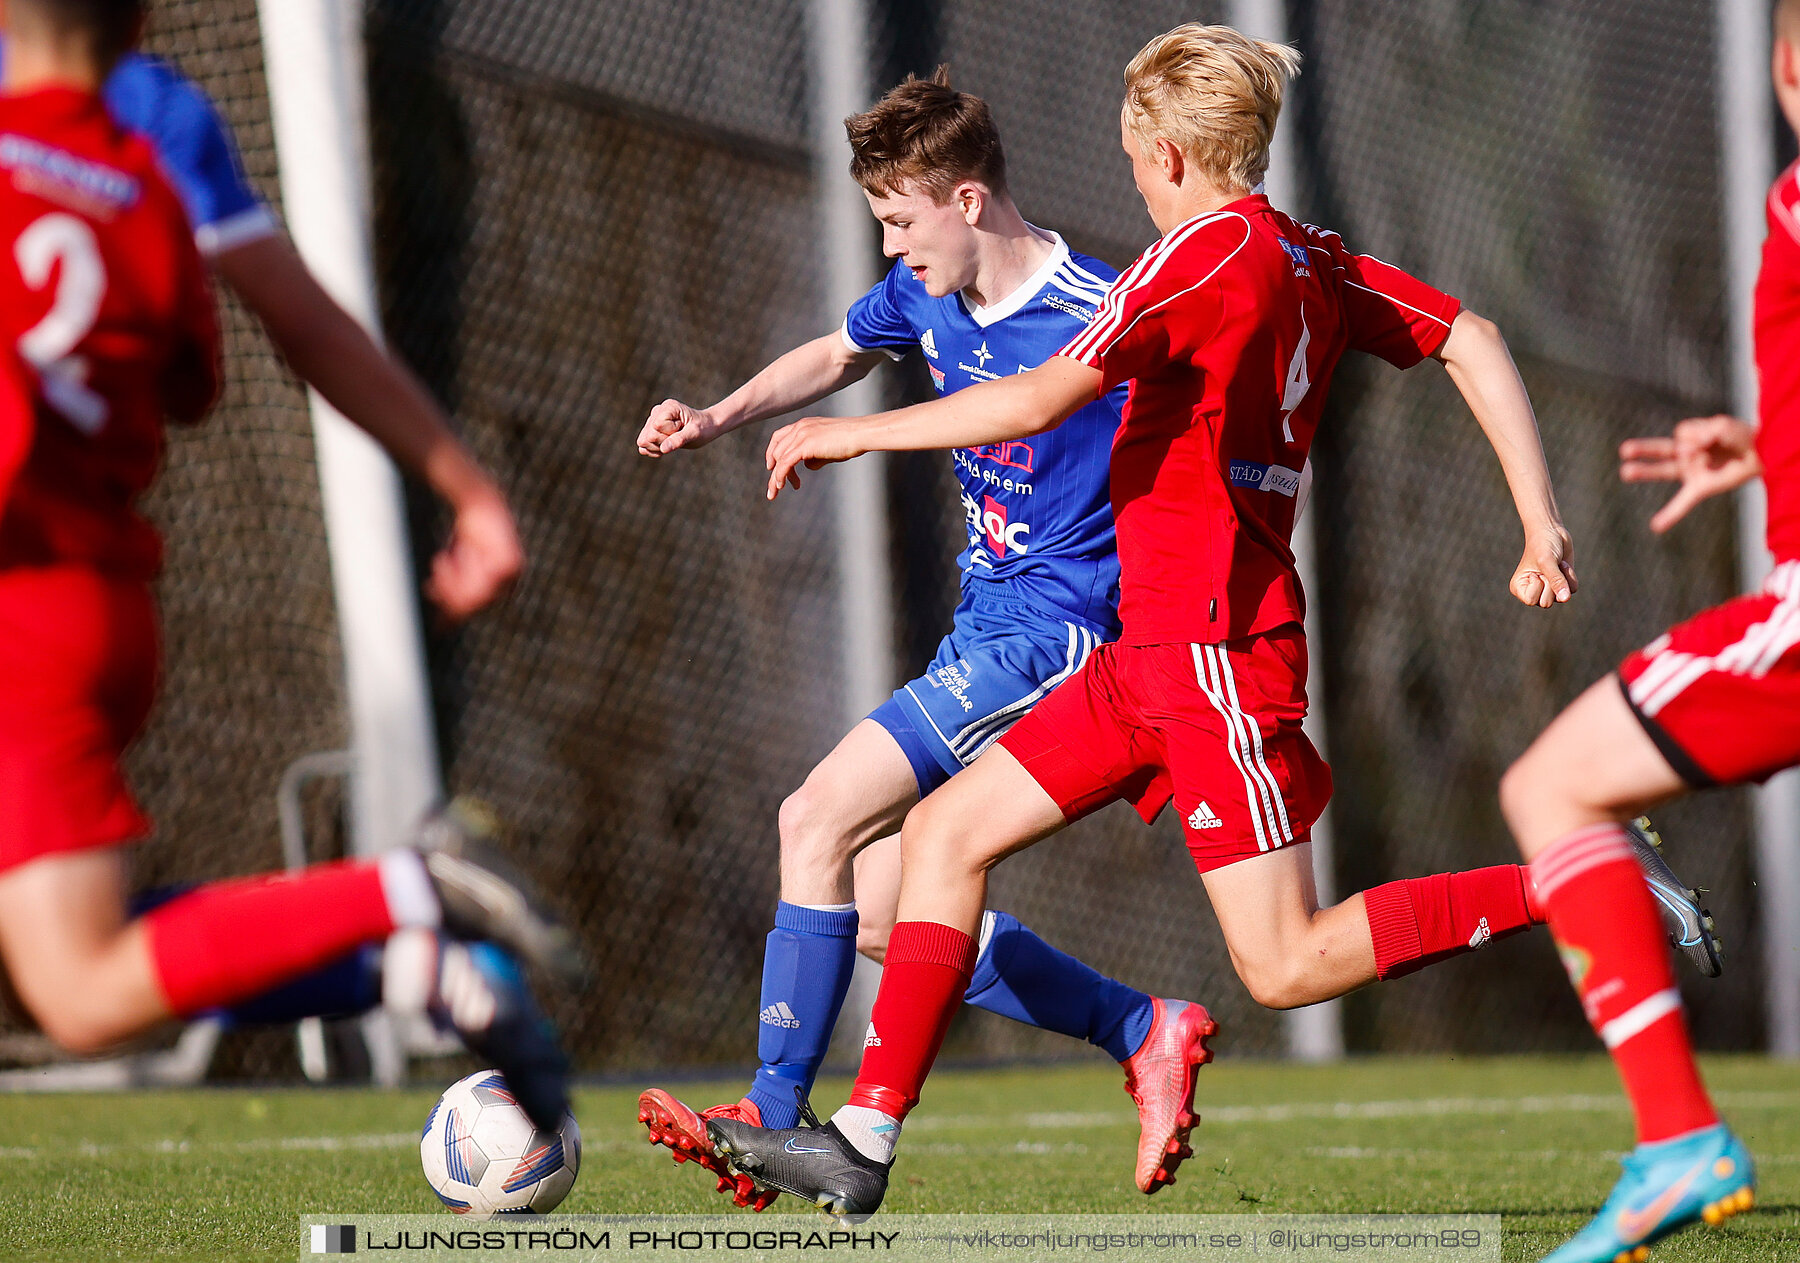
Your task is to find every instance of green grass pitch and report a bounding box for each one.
[0,1055,1794,1261]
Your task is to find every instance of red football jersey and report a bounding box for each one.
[1757,160,1800,564]
[1059,193,1461,644]
[0,88,220,581]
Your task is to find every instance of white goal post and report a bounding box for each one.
[254,0,445,860]
[808,0,898,1060]
[1715,0,1800,1058]
[1229,0,1347,1063]
[256,0,445,1083]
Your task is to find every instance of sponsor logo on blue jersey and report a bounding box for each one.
[841,235,1125,629]
[967,494,1031,559]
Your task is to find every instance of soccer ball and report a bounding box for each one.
[421,1069,580,1216]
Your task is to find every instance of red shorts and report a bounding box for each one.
[0,566,158,873]
[997,626,1333,873]
[1619,560,1800,786]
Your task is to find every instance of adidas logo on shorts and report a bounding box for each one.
[1187,802,1224,831]
[864,1022,882,1049]
[759,1001,801,1029]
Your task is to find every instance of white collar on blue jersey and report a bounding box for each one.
[959,227,1070,328]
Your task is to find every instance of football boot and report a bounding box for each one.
[1541,1124,1754,1263]
[1625,817,1723,978]
[638,1090,778,1210]
[1120,997,1217,1193]
[708,1095,889,1220]
[414,797,591,987]
[387,929,572,1132]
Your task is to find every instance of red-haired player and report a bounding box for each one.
[0,0,575,1129]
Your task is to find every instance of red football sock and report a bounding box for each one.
[1365,864,1540,979]
[1533,823,1717,1144]
[144,861,395,1017]
[847,921,977,1120]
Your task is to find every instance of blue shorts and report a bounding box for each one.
[870,586,1108,797]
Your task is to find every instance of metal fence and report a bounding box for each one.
[23,0,1757,1077]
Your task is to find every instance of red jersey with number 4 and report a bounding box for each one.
[1757,160,1800,564]
[0,88,219,582]
[1059,193,1461,644]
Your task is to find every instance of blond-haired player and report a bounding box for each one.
[701,24,1643,1216]
[634,69,1216,1206]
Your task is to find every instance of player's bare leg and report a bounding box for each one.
[652,722,1178,1195]
[712,747,1212,1211]
[1501,677,1750,1262]
[850,833,902,963]
[711,748,1063,1214]
[1500,677,1686,858]
[0,816,577,1129]
[1198,825,1710,1009]
[890,747,1074,930]
[0,849,167,1052]
[1200,844,1378,1010]
[778,719,918,906]
[641,720,916,1204]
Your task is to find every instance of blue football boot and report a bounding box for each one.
[388,929,573,1132]
[1543,1124,1754,1262]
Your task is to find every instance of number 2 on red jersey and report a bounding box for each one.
[14,211,108,435]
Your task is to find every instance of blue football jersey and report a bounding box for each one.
[843,233,1125,633]
[0,41,277,253]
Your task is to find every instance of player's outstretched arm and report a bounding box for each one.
[638,333,886,458]
[1620,415,1761,534]
[213,234,522,623]
[764,355,1101,500]
[1434,310,1576,608]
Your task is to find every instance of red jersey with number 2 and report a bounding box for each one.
[1059,193,1461,645]
[0,88,219,581]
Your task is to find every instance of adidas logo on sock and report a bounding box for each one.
[1468,917,1492,949]
[759,1001,801,1029]
[1187,801,1223,831]
[863,1022,881,1049]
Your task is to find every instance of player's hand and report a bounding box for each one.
[1511,523,1577,609]
[425,490,524,623]
[1619,414,1761,533]
[765,416,867,500]
[637,399,725,457]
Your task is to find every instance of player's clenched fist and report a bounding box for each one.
[426,489,525,623]
[765,416,866,499]
[1511,523,1577,609]
[638,399,724,457]
[1619,415,1761,534]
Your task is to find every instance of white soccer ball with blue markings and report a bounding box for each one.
[421,1069,580,1217]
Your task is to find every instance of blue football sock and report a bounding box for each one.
[131,885,383,1027]
[214,946,383,1027]
[963,910,1156,1062]
[746,901,859,1129]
